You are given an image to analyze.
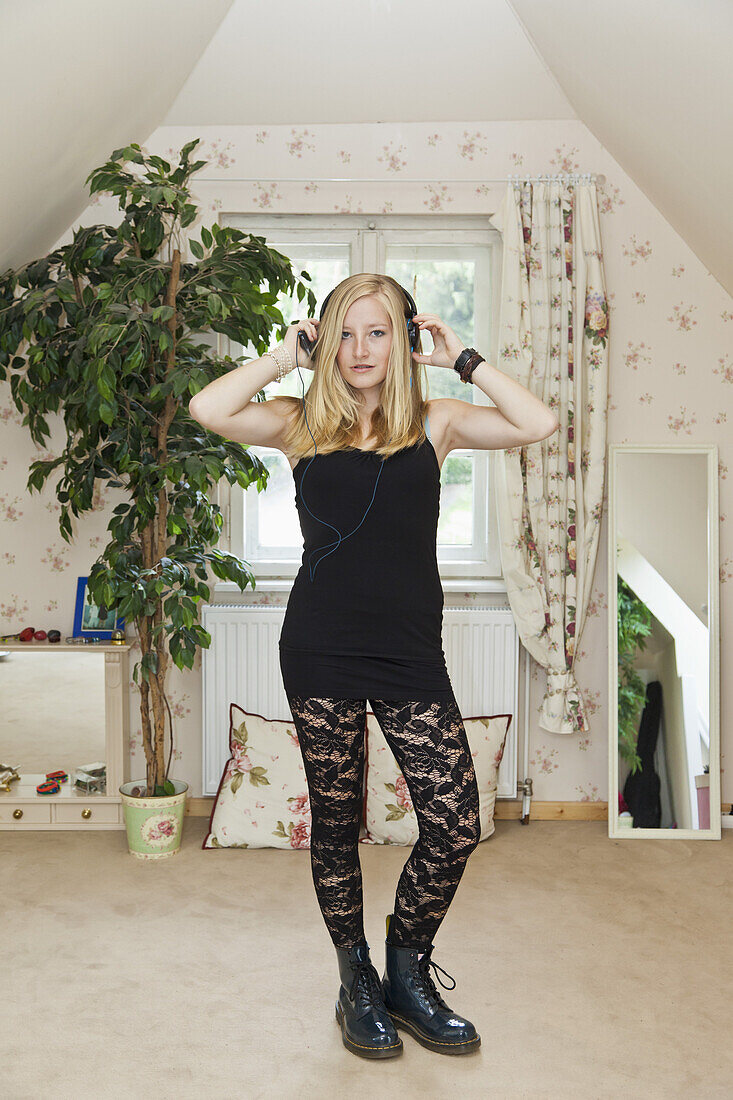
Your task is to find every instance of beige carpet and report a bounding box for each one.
[4,818,732,1099]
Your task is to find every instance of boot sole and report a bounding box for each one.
[387,1010,482,1055]
[335,1002,404,1059]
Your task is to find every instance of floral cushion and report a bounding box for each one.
[362,709,512,845]
[202,703,322,849]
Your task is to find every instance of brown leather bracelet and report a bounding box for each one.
[458,351,485,383]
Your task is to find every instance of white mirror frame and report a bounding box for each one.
[607,443,721,840]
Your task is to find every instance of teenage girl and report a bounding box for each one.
[189,272,558,1059]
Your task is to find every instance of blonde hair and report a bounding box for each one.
[279,273,429,461]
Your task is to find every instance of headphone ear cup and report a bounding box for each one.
[407,319,419,351]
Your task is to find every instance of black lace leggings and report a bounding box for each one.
[285,694,481,951]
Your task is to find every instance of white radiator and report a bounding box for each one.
[201,604,519,799]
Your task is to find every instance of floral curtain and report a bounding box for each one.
[488,180,609,734]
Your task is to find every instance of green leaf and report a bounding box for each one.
[248,768,270,787]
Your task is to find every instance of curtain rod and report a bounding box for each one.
[194,172,605,185]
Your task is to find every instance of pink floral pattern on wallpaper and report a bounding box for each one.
[377,141,407,173]
[458,131,489,160]
[286,128,316,158]
[624,341,652,371]
[713,354,733,384]
[424,184,454,212]
[667,302,698,331]
[667,407,698,434]
[622,235,652,264]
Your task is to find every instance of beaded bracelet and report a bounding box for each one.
[264,344,295,383]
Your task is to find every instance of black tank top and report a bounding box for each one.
[278,420,454,701]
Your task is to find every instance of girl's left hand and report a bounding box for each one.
[411,314,466,370]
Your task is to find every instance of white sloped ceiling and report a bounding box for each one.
[0,0,234,274]
[2,0,729,294]
[507,0,732,294]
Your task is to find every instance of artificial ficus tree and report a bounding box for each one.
[0,139,316,795]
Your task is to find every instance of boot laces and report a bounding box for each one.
[349,959,384,1007]
[416,946,456,1009]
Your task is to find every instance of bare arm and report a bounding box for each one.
[410,313,559,450]
[188,354,291,448]
[443,361,560,452]
[445,397,559,451]
[465,359,560,440]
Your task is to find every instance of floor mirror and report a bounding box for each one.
[608,444,720,839]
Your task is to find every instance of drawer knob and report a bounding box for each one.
[81,808,92,820]
[12,808,23,820]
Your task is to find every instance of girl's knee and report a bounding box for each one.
[419,818,481,860]
[453,819,481,856]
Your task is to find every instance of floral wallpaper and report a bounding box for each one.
[2,120,729,805]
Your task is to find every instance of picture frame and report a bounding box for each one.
[73,576,125,641]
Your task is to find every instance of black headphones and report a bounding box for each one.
[296,278,420,361]
[292,278,420,582]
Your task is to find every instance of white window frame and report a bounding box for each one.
[214,213,504,589]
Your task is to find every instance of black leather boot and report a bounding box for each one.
[381,913,481,1055]
[334,940,403,1059]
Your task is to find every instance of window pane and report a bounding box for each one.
[265,253,349,399]
[386,251,479,550]
[439,453,473,545]
[239,249,350,550]
[258,453,301,547]
[222,219,496,576]
[385,255,475,403]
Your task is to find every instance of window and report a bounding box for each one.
[217,214,503,583]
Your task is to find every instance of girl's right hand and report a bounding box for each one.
[282,318,320,370]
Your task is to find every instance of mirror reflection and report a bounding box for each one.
[0,650,106,783]
[615,451,712,831]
